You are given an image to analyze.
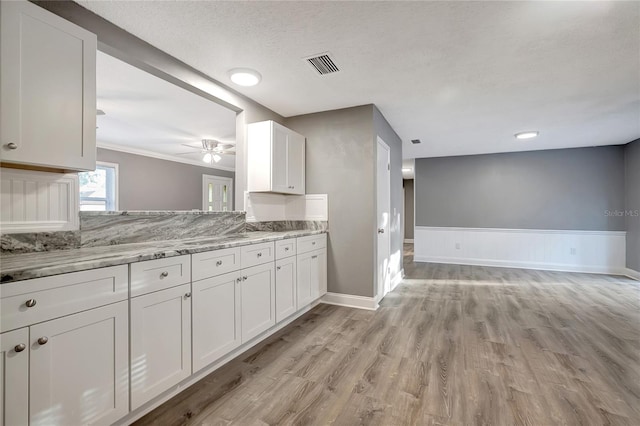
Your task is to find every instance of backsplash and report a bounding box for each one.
[245,220,328,232]
[1,231,81,254]
[79,211,246,247]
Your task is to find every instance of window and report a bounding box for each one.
[79,162,118,211]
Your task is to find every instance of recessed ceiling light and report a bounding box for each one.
[515,131,539,140]
[228,68,261,87]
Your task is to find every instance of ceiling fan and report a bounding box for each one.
[177,139,236,164]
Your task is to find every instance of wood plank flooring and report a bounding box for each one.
[135,245,640,425]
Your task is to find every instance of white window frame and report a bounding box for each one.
[79,161,119,211]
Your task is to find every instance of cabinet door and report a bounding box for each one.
[287,131,305,195]
[275,257,297,322]
[241,263,276,343]
[311,249,328,300]
[0,0,96,171]
[30,301,128,426]
[192,273,241,373]
[130,284,191,410]
[0,328,29,426]
[271,123,290,193]
[296,252,313,308]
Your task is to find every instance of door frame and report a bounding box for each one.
[375,137,391,303]
[202,175,234,211]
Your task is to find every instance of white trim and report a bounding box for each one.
[119,299,320,425]
[202,175,234,211]
[623,268,640,281]
[416,226,626,237]
[404,239,414,243]
[98,142,236,172]
[321,292,379,311]
[390,269,404,292]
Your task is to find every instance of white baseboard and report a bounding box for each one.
[390,269,404,292]
[321,292,379,310]
[119,299,320,425]
[623,268,640,281]
[414,226,626,275]
[404,239,414,243]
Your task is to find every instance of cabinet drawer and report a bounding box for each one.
[275,239,297,259]
[192,247,241,282]
[241,242,275,269]
[0,266,128,333]
[297,234,326,254]
[130,255,191,297]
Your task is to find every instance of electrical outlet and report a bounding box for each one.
[570,247,577,255]
[455,243,461,250]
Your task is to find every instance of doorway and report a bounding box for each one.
[203,175,233,211]
[376,137,391,302]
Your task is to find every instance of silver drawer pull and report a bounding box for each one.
[160,271,169,278]
[277,266,282,271]
[25,299,37,308]
[6,142,18,150]
[243,276,248,281]
[37,337,48,345]
[216,260,223,266]
[284,247,289,251]
[184,292,192,298]
[312,255,318,259]
[312,242,316,245]
[257,253,262,258]
[14,343,26,353]
[236,277,242,283]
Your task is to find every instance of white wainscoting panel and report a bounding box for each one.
[245,192,328,222]
[414,226,626,274]
[0,168,79,232]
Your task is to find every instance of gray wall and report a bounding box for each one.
[625,140,640,271]
[97,148,234,211]
[286,106,375,297]
[415,146,626,231]
[373,106,404,281]
[404,179,414,240]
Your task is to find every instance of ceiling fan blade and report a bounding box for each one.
[174,151,201,156]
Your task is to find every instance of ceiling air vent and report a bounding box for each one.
[411,139,421,144]
[304,52,340,76]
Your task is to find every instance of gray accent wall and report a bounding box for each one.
[286,105,376,297]
[415,146,626,231]
[404,180,414,240]
[97,148,234,211]
[625,140,640,271]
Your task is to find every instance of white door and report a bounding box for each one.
[296,252,313,308]
[0,0,96,171]
[203,175,233,211]
[240,263,276,343]
[0,328,29,426]
[192,272,241,372]
[376,138,391,302]
[275,256,297,322]
[29,301,129,426]
[130,284,192,410]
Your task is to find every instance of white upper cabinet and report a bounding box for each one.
[247,120,305,195]
[0,0,97,171]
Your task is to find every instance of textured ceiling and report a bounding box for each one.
[81,1,639,159]
[96,51,237,170]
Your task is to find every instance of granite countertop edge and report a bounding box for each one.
[0,230,327,284]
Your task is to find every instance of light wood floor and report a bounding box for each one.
[135,244,640,425]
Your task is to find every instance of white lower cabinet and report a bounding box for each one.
[30,301,129,426]
[297,248,328,308]
[192,272,241,373]
[0,327,29,426]
[275,256,297,322]
[240,263,276,343]
[130,284,192,410]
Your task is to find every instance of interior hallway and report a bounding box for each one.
[136,245,640,425]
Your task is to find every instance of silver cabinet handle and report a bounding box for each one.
[160,271,169,278]
[184,292,191,298]
[242,276,248,281]
[14,343,26,353]
[312,242,316,245]
[277,266,281,271]
[216,260,223,266]
[284,247,289,251]
[257,252,262,258]
[236,277,242,283]
[25,299,37,308]
[37,337,48,345]
[6,143,18,150]
[377,228,385,234]
[312,255,318,259]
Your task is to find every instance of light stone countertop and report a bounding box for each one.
[0,230,326,284]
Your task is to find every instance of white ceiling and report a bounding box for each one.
[82,1,639,159]
[96,51,237,170]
